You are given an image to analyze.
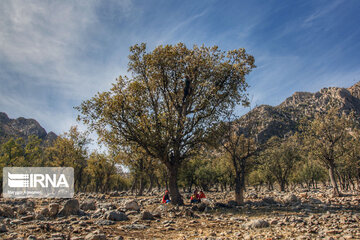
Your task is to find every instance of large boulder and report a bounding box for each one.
[140,211,154,220]
[58,199,80,216]
[283,194,300,205]
[104,211,129,221]
[0,205,15,218]
[0,224,7,233]
[81,200,97,211]
[125,200,140,211]
[49,203,59,217]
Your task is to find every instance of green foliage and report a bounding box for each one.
[45,126,89,191]
[303,108,354,196]
[77,43,255,204]
[292,159,327,188]
[86,152,129,192]
[259,135,301,191]
[179,151,221,192]
[0,126,130,193]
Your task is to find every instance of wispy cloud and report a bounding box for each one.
[303,0,344,27]
[0,0,359,137]
[0,0,134,133]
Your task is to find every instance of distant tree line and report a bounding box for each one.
[1,106,359,202]
[0,126,130,193]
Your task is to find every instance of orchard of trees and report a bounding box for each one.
[1,43,360,205]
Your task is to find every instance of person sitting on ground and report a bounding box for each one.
[190,190,200,204]
[162,190,171,203]
[199,190,206,200]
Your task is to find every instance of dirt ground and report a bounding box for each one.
[1,187,360,240]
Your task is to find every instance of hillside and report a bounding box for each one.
[236,82,360,144]
[0,112,57,144]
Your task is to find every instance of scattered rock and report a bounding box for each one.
[58,199,80,216]
[21,215,34,221]
[262,197,277,205]
[227,200,238,207]
[0,224,7,233]
[49,203,59,217]
[283,194,300,204]
[247,219,270,228]
[308,197,322,204]
[81,200,97,211]
[0,205,15,218]
[85,231,107,240]
[104,211,129,221]
[95,220,115,226]
[121,224,149,230]
[140,211,154,220]
[40,207,50,217]
[26,200,35,209]
[125,200,140,211]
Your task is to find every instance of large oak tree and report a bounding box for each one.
[77,43,255,204]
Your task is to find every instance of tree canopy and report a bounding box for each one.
[77,43,255,204]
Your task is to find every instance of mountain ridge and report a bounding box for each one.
[0,112,57,144]
[236,82,360,144]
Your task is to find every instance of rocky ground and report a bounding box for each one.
[0,187,360,240]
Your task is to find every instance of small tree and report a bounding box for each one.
[209,115,257,204]
[77,43,255,204]
[116,146,158,196]
[45,126,89,191]
[87,152,119,192]
[304,108,353,196]
[259,135,301,191]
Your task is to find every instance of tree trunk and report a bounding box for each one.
[137,176,145,196]
[234,170,245,205]
[146,174,154,194]
[329,165,341,197]
[130,177,137,194]
[155,178,161,192]
[167,164,183,205]
[280,181,286,192]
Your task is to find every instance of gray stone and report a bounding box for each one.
[262,197,277,205]
[125,200,140,211]
[81,200,97,211]
[95,219,115,226]
[85,232,107,240]
[104,211,129,221]
[58,199,80,216]
[40,207,50,217]
[21,215,34,221]
[121,224,149,230]
[0,205,15,218]
[0,224,7,233]
[284,194,300,204]
[247,219,270,228]
[49,203,59,217]
[140,211,154,220]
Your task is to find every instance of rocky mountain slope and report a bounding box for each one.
[0,112,57,144]
[236,81,360,144]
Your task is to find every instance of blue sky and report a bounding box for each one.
[1,0,360,136]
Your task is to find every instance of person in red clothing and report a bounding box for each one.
[162,190,171,203]
[190,189,200,203]
[199,190,206,200]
